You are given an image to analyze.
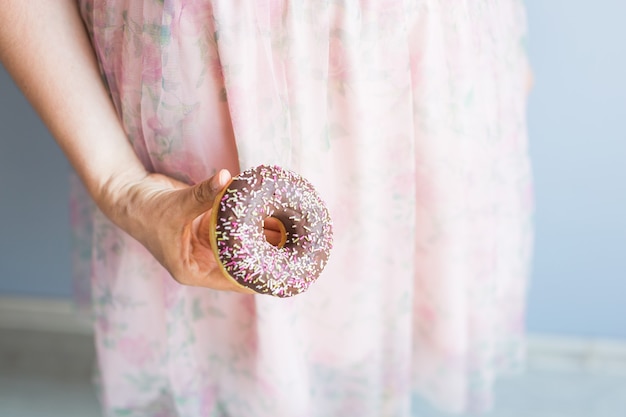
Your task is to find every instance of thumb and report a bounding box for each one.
[183,169,231,219]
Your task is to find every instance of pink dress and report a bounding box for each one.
[73,1,533,415]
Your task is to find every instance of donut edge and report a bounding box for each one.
[208,179,257,295]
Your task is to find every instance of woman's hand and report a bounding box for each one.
[105,168,252,292]
[1,1,253,293]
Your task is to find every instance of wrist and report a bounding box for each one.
[94,164,151,236]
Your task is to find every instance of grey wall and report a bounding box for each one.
[0,66,72,298]
[1,0,625,338]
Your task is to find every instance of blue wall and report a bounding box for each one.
[0,68,73,298]
[525,0,626,338]
[1,0,625,338]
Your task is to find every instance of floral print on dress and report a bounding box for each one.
[75,0,533,416]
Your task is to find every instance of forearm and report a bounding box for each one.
[0,0,147,223]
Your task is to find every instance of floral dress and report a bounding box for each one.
[73,1,533,416]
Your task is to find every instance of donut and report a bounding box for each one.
[209,165,333,297]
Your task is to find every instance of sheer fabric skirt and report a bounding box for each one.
[73,1,533,415]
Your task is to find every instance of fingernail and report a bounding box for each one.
[218,169,229,186]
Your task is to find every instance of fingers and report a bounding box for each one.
[263,217,287,248]
[173,265,254,294]
[183,169,231,220]
[263,229,283,247]
[204,269,257,294]
[120,171,249,294]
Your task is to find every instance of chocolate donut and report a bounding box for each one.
[209,165,333,297]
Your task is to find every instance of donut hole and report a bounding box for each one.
[263,216,287,248]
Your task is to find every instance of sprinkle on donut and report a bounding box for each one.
[209,165,333,297]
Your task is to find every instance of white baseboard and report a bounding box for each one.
[527,334,626,375]
[1,296,625,375]
[0,296,92,334]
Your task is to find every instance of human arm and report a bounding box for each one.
[0,0,247,291]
